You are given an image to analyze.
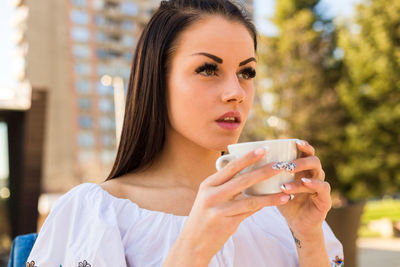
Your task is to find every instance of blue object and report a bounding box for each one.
[7,233,38,267]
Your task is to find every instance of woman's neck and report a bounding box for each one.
[148,132,222,191]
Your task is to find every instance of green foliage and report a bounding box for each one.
[274,0,319,26]
[244,0,400,202]
[244,0,348,198]
[337,0,400,200]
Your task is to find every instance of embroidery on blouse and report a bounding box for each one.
[331,255,344,266]
[26,260,91,267]
[78,260,91,267]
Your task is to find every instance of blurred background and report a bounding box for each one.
[0,0,399,266]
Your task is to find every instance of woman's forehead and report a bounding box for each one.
[173,16,255,61]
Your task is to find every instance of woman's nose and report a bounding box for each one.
[221,75,246,103]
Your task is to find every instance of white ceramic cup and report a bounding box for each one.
[216,139,299,195]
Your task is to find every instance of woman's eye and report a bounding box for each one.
[195,63,218,77]
[238,67,256,80]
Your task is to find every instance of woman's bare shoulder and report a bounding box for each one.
[99,174,147,200]
[99,174,194,216]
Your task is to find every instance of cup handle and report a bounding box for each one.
[216,154,236,171]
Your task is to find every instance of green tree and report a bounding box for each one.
[243,0,348,199]
[337,0,400,200]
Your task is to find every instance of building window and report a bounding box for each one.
[97,49,109,60]
[78,132,95,147]
[99,98,114,113]
[73,45,91,59]
[70,10,90,25]
[95,16,120,29]
[124,52,133,62]
[71,0,87,7]
[76,80,91,93]
[120,2,138,16]
[119,67,131,80]
[121,21,134,31]
[94,15,106,27]
[95,31,107,43]
[79,115,93,128]
[92,0,105,10]
[122,35,135,47]
[101,134,115,147]
[100,149,116,164]
[97,64,118,77]
[96,31,120,43]
[75,63,91,76]
[99,117,115,130]
[78,98,91,109]
[97,82,113,96]
[71,27,90,42]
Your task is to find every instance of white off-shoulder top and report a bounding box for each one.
[27,183,344,267]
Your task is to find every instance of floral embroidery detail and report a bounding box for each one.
[26,259,91,267]
[332,255,344,266]
[78,260,91,267]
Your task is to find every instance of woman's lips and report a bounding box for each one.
[215,121,241,130]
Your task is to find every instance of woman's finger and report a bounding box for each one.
[296,140,315,157]
[218,161,285,197]
[219,193,292,216]
[316,169,326,181]
[280,180,315,194]
[299,178,332,211]
[206,148,267,186]
[289,156,322,175]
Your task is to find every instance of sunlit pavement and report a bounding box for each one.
[358,238,400,267]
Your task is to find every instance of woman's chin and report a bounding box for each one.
[210,139,240,152]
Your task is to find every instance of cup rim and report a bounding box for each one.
[227,138,299,150]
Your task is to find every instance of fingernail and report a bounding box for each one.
[272,161,287,170]
[285,162,296,172]
[280,184,291,191]
[280,195,290,202]
[289,194,295,200]
[296,140,306,146]
[301,177,311,183]
[254,147,265,156]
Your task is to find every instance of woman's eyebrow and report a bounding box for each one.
[191,52,223,63]
[191,52,256,66]
[239,57,256,66]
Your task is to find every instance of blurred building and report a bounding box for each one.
[13,0,160,195]
[13,0,254,195]
[8,0,254,234]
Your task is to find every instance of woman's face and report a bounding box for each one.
[166,16,256,151]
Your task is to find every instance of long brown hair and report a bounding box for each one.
[106,0,257,180]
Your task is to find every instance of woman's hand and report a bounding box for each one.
[278,140,332,241]
[164,148,290,266]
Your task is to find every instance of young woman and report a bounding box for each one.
[27,1,343,266]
